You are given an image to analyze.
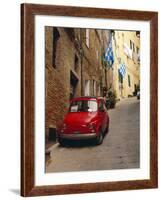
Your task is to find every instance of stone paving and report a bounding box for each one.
[46,97,140,173]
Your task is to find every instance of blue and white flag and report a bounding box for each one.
[119,63,126,78]
[104,40,114,67]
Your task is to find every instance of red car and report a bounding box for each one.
[57,96,109,145]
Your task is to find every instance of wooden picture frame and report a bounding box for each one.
[21,3,158,197]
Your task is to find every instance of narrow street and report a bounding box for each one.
[46,97,140,173]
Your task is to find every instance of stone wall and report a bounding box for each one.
[45,27,111,140]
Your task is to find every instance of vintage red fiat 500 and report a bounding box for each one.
[57,96,109,145]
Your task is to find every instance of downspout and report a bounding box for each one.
[80,29,84,96]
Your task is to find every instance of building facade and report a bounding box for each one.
[45,27,112,141]
[112,31,140,99]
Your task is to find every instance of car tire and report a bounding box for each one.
[95,129,103,145]
[105,124,109,133]
[58,138,65,146]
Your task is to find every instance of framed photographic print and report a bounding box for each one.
[21,3,158,197]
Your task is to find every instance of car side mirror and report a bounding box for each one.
[99,108,105,112]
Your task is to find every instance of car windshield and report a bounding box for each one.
[69,100,97,112]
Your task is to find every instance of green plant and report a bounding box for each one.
[105,90,117,109]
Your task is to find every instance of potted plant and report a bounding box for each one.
[105,90,117,109]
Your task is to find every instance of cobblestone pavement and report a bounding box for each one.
[46,97,140,173]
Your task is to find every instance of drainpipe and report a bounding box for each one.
[80,29,84,96]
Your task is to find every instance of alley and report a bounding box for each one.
[46,97,140,173]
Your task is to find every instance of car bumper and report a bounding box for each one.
[59,133,97,140]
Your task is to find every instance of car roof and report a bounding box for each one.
[70,96,103,102]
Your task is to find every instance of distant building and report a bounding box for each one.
[112,31,140,99]
[45,27,112,141]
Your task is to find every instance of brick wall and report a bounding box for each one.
[45,27,112,140]
[45,27,82,140]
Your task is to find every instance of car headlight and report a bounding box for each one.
[63,123,67,129]
[87,123,96,130]
[60,123,67,133]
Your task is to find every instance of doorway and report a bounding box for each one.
[70,71,78,100]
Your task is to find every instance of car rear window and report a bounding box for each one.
[69,100,97,112]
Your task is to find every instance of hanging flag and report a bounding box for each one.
[123,43,133,59]
[119,63,126,78]
[104,39,114,67]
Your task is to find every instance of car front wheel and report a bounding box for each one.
[95,129,103,145]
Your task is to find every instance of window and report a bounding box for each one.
[69,100,97,112]
[74,55,79,72]
[85,80,90,96]
[92,80,96,96]
[52,28,60,68]
[133,43,135,52]
[65,28,75,41]
[118,70,123,84]
[128,75,131,87]
[130,40,133,50]
[85,29,90,48]
[70,71,78,99]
